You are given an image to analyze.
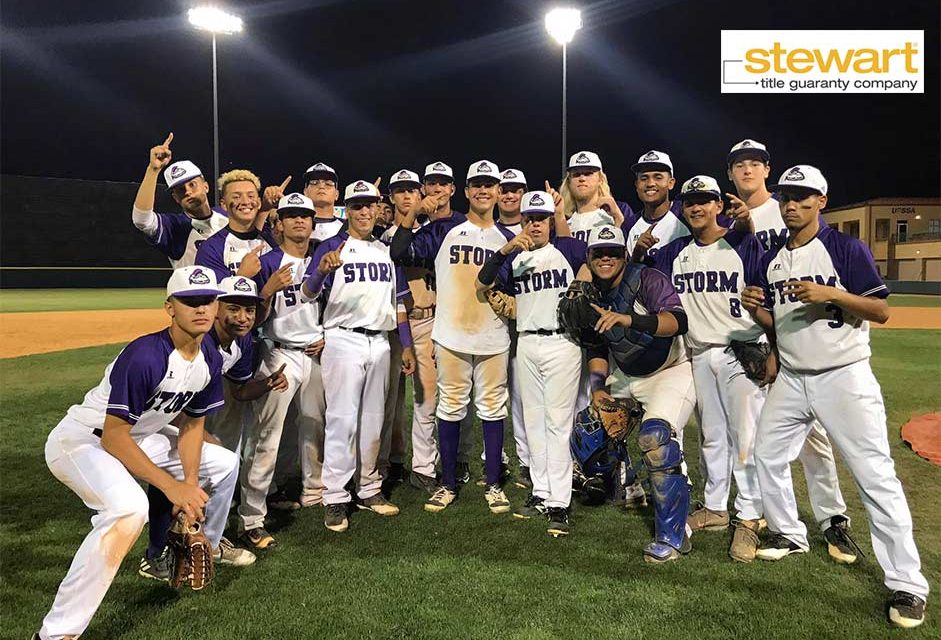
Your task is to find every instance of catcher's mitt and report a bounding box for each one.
[726,340,772,384]
[558,281,603,347]
[485,289,516,320]
[168,513,214,590]
[591,396,644,441]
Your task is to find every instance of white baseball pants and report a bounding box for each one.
[409,316,439,476]
[608,359,696,439]
[434,344,508,422]
[508,328,529,467]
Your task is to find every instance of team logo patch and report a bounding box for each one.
[772,263,783,271]
[574,152,590,164]
[502,170,517,179]
[741,140,752,147]
[784,168,805,181]
[234,278,252,292]
[528,194,546,207]
[598,227,615,240]
[681,255,689,262]
[287,193,305,205]
[642,151,659,161]
[432,162,448,171]
[477,162,492,173]
[689,178,707,190]
[353,181,369,192]
[170,165,186,179]
[312,163,329,171]
[396,170,411,180]
[188,268,210,285]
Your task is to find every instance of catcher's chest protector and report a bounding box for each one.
[601,263,655,367]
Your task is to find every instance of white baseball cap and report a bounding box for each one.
[164,160,203,189]
[680,175,722,200]
[424,161,454,182]
[631,150,673,174]
[568,151,602,172]
[727,139,770,165]
[166,266,224,299]
[389,169,421,189]
[344,180,381,201]
[500,168,527,187]
[770,165,828,195]
[304,162,338,184]
[218,276,263,302]
[520,190,554,216]
[587,225,626,250]
[466,160,501,184]
[277,192,315,216]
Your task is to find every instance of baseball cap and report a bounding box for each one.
[769,165,828,195]
[500,168,527,188]
[680,175,722,200]
[586,225,626,250]
[344,180,381,202]
[166,266,224,299]
[520,191,554,216]
[218,276,263,302]
[727,139,770,166]
[424,161,454,182]
[304,162,338,184]
[631,150,673,174]
[466,160,501,184]
[164,161,202,189]
[389,169,421,189]
[277,192,315,217]
[568,151,602,172]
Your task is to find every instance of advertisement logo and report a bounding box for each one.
[721,30,923,94]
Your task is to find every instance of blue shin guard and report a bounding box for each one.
[637,418,690,554]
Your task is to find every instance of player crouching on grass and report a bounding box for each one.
[744,166,928,628]
[34,267,238,640]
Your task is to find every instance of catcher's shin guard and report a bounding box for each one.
[637,418,689,551]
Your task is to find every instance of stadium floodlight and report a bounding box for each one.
[544,8,582,175]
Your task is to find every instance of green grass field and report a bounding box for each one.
[1,300,938,638]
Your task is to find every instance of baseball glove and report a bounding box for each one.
[591,396,644,441]
[485,289,516,320]
[168,513,214,591]
[558,281,603,347]
[726,340,772,384]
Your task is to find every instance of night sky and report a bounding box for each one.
[2,0,939,210]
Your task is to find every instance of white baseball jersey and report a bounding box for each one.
[65,329,224,438]
[654,230,765,354]
[207,326,254,382]
[133,207,230,269]
[501,237,587,332]
[401,216,516,355]
[500,221,522,235]
[311,217,345,243]
[568,208,615,244]
[748,196,789,253]
[254,248,324,347]
[755,225,889,372]
[313,233,408,331]
[623,207,691,259]
[194,226,277,282]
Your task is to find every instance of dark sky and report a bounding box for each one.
[2,0,939,210]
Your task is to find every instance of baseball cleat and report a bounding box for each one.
[824,515,862,565]
[513,466,534,490]
[424,486,457,512]
[138,549,171,582]
[409,470,438,495]
[546,507,570,537]
[241,526,277,550]
[266,489,301,512]
[756,533,807,561]
[729,519,761,563]
[214,536,256,566]
[623,481,648,509]
[324,503,350,532]
[455,462,471,485]
[513,494,547,519]
[643,540,687,564]
[687,505,730,531]
[888,591,926,628]
[358,494,400,516]
[484,484,511,514]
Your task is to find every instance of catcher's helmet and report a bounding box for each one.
[570,406,624,477]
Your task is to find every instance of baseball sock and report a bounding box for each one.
[146,484,173,559]
[482,420,504,485]
[438,419,461,490]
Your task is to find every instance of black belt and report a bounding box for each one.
[521,328,566,336]
[340,326,382,336]
[93,428,103,437]
[273,341,306,351]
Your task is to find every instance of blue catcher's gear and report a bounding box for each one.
[570,406,627,505]
[637,418,690,555]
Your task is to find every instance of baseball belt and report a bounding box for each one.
[408,306,435,320]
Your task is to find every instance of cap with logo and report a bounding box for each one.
[568,151,603,172]
[389,169,421,189]
[630,150,673,174]
[587,225,626,250]
[769,165,828,196]
[520,190,554,216]
[166,266,224,299]
[424,161,454,182]
[277,192,315,217]
[218,276,263,302]
[500,168,527,188]
[304,162,338,184]
[680,175,722,200]
[164,161,203,190]
[727,139,770,166]
[466,160,501,184]
[344,180,381,202]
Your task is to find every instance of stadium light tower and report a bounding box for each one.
[545,8,582,177]
[188,6,243,204]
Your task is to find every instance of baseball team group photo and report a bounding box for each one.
[2,2,939,639]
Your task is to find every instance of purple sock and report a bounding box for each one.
[438,419,461,489]
[482,420,505,486]
[146,484,173,559]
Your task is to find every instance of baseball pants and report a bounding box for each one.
[41,418,237,640]
[517,333,582,508]
[379,330,408,477]
[755,361,929,599]
[409,316,439,476]
[608,359,697,441]
[321,328,390,504]
[508,326,529,468]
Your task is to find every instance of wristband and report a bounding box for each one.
[589,372,607,393]
[629,312,658,334]
[397,319,413,349]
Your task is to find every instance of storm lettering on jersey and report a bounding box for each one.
[144,389,195,414]
[672,271,739,294]
[769,274,838,305]
[513,268,570,294]
[756,228,788,252]
[342,262,393,283]
[448,245,495,266]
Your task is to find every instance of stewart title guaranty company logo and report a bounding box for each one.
[721,30,923,94]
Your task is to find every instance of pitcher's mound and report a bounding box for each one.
[901,413,941,467]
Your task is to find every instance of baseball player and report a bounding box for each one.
[35,266,236,640]
[744,165,928,628]
[236,193,328,549]
[302,180,415,532]
[575,225,695,562]
[559,151,629,243]
[623,150,689,262]
[390,160,515,514]
[478,190,585,536]
[497,168,526,231]
[303,162,346,242]
[132,134,229,268]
